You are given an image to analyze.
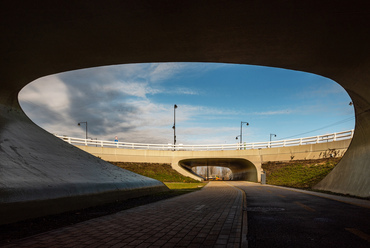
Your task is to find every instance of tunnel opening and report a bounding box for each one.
[192,166,232,181]
[179,158,258,182]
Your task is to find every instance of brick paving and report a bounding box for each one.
[4,181,243,248]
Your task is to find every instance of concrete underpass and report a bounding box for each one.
[1,1,370,225]
[179,158,258,182]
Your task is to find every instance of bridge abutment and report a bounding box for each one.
[0,97,167,225]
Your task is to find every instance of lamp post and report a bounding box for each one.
[172,104,178,148]
[90,137,98,147]
[240,121,249,149]
[270,133,277,142]
[206,160,209,181]
[235,135,241,150]
[78,122,88,140]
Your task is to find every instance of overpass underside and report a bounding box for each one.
[1,1,370,224]
[180,158,258,182]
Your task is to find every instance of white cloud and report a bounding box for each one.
[17,63,222,144]
[19,75,69,110]
[253,109,293,115]
[149,63,185,82]
[294,81,346,99]
[111,81,158,98]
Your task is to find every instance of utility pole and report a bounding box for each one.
[240,121,249,149]
[78,122,88,140]
[172,104,178,148]
[206,160,209,181]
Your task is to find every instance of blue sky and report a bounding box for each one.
[18,62,354,145]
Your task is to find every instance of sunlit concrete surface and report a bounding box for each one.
[0,103,168,225]
[1,0,370,224]
[77,139,350,182]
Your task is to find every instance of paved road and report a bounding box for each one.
[4,182,243,248]
[229,181,370,248]
[3,181,370,247]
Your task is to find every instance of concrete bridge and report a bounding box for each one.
[74,135,351,182]
[1,1,370,224]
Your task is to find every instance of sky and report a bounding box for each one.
[18,62,355,145]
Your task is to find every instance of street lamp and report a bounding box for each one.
[270,133,277,142]
[78,122,88,140]
[172,104,178,147]
[240,121,249,149]
[206,160,209,181]
[235,135,241,150]
[90,137,98,147]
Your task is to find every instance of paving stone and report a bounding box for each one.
[3,182,243,247]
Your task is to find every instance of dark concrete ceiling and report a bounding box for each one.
[180,158,256,173]
[1,1,369,94]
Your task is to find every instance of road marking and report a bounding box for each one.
[345,228,370,242]
[194,205,205,210]
[294,201,315,212]
[226,183,248,248]
[276,194,286,198]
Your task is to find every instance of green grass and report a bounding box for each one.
[111,162,207,194]
[262,158,341,189]
[164,182,207,190]
[110,162,199,183]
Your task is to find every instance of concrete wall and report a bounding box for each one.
[77,139,350,183]
[0,102,168,225]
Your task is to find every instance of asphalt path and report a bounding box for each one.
[229,181,370,248]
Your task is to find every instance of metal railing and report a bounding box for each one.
[55,129,354,151]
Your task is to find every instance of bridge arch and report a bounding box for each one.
[179,158,258,182]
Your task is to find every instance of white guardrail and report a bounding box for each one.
[55,129,354,151]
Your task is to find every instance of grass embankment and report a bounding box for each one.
[111,162,207,193]
[262,157,341,189]
[164,182,205,190]
[111,162,200,183]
